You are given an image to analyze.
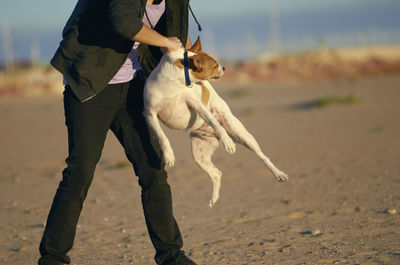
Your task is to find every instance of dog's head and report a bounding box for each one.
[174,37,224,81]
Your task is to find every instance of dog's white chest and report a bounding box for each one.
[156,90,205,130]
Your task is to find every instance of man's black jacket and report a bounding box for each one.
[51,0,189,102]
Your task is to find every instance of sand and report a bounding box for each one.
[0,75,399,265]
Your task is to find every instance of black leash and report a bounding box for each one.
[144,1,154,29]
[144,1,202,32]
[189,4,202,32]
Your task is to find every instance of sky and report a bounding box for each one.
[1,0,400,62]
[1,0,389,29]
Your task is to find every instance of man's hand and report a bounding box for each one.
[161,37,182,53]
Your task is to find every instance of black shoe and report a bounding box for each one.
[165,250,197,265]
[38,257,65,265]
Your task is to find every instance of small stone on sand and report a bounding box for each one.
[386,208,397,215]
[311,228,321,236]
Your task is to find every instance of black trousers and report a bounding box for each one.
[38,75,183,265]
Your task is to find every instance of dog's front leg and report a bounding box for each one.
[227,114,288,182]
[143,109,175,167]
[185,96,236,154]
[211,100,288,182]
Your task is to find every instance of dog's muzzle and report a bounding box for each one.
[212,65,225,80]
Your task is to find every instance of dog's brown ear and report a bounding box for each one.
[190,54,203,72]
[188,36,202,53]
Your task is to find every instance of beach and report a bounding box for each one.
[0,73,399,264]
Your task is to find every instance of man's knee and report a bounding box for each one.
[138,168,169,191]
[56,159,97,201]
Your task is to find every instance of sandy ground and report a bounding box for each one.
[0,75,399,265]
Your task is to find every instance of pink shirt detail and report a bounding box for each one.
[109,0,165,84]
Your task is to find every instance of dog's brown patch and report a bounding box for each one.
[190,52,221,80]
[174,59,184,69]
[175,36,222,81]
[193,82,211,125]
[188,37,202,53]
[200,81,210,106]
[185,36,222,80]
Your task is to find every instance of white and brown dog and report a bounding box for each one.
[143,37,288,207]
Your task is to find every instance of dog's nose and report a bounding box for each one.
[222,66,225,71]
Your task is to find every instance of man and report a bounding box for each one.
[38,0,197,264]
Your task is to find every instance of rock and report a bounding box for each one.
[30,223,45,229]
[281,198,294,205]
[301,229,321,236]
[91,198,101,204]
[279,247,290,253]
[13,246,27,252]
[354,206,361,212]
[311,228,321,236]
[386,208,397,215]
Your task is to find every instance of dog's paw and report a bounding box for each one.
[274,171,289,182]
[209,195,219,208]
[220,134,236,154]
[163,156,175,167]
[163,149,175,167]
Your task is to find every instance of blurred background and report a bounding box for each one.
[191,0,400,59]
[1,0,400,96]
[1,0,400,61]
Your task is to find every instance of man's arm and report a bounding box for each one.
[109,0,181,50]
[133,24,182,50]
[109,0,144,40]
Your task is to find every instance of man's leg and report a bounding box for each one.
[38,85,120,265]
[110,78,183,265]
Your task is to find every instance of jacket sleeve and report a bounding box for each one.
[109,0,144,40]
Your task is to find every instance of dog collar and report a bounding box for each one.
[183,51,192,87]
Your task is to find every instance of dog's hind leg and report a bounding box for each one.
[190,131,222,207]
[219,110,288,182]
